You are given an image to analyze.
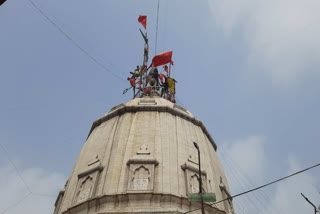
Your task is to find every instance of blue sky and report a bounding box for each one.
[0,0,320,213]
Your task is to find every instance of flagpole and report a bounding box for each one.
[144,32,148,94]
[139,27,149,97]
[168,63,171,77]
[138,15,148,97]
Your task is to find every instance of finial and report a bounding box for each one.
[123,16,177,103]
[137,144,150,155]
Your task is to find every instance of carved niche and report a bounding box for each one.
[219,177,235,214]
[127,144,158,192]
[73,155,104,204]
[181,161,208,195]
[76,176,93,203]
[131,165,150,191]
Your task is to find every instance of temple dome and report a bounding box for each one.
[54,96,234,214]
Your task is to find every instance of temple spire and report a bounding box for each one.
[123,16,177,103]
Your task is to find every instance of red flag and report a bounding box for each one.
[152,51,173,67]
[138,15,147,29]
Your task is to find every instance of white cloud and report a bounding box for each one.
[219,135,267,187]
[270,156,320,214]
[208,0,320,86]
[219,136,320,214]
[0,163,66,214]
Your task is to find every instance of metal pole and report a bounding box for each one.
[193,142,205,214]
[301,193,318,214]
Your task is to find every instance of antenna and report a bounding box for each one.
[301,193,318,214]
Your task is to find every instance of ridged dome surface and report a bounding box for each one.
[54,96,234,214]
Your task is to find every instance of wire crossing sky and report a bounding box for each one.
[0,0,320,213]
[27,0,125,82]
[154,0,160,55]
[184,162,320,213]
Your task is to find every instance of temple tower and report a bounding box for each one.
[54,96,235,214]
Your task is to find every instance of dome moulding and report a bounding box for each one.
[54,96,235,214]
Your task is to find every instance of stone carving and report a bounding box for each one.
[133,178,149,190]
[190,174,200,193]
[137,144,150,155]
[181,162,208,195]
[76,176,93,203]
[73,164,104,204]
[88,154,99,166]
[132,166,150,190]
[127,146,158,192]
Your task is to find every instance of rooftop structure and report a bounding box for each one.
[54,96,235,214]
[54,15,235,214]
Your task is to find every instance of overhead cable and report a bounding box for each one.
[0,143,32,194]
[0,143,56,198]
[27,0,125,82]
[219,148,284,213]
[0,192,32,214]
[155,0,160,55]
[184,162,320,214]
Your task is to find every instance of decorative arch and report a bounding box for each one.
[76,176,93,203]
[132,165,151,190]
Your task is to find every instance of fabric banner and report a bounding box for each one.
[152,51,173,67]
[138,15,147,29]
[167,77,176,94]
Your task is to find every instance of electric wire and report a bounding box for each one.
[0,143,32,194]
[183,161,320,214]
[0,140,65,213]
[8,1,318,214]
[175,96,185,107]
[219,151,266,214]
[0,143,56,197]
[226,147,288,213]
[32,193,56,197]
[155,0,160,55]
[219,148,286,214]
[219,155,254,213]
[27,0,125,82]
[0,192,32,214]
[0,128,85,213]
[219,148,268,213]
[163,0,168,50]
[227,156,279,214]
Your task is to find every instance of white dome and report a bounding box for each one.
[54,97,234,214]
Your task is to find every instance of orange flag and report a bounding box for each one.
[138,15,147,29]
[152,51,173,67]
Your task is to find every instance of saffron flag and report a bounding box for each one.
[152,51,173,67]
[138,15,147,29]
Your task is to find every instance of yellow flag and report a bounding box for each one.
[167,78,175,94]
